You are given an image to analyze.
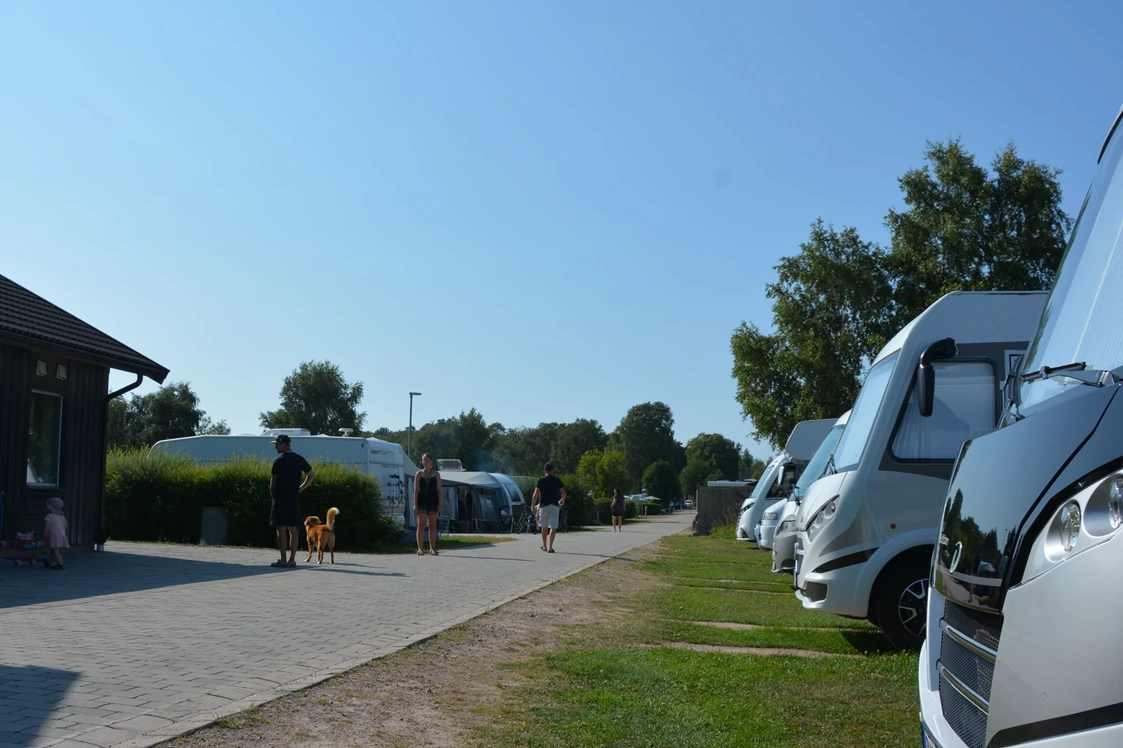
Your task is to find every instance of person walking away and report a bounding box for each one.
[610,488,626,532]
[270,434,315,568]
[414,453,443,555]
[531,462,566,553]
[44,496,69,569]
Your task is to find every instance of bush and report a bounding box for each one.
[559,473,595,527]
[105,450,398,551]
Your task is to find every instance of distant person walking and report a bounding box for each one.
[414,453,443,555]
[610,488,626,532]
[531,462,566,553]
[270,434,315,568]
[44,496,69,569]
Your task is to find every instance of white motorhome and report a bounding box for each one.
[736,419,834,542]
[149,431,419,524]
[770,410,850,572]
[920,106,1123,748]
[793,291,1046,649]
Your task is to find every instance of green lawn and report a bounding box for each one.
[474,534,919,747]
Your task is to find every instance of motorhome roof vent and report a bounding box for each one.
[437,458,465,471]
[338,428,355,437]
[262,428,312,436]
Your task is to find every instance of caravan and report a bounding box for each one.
[736,419,834,543]
[793,291,1046,649]
[149,430,419,524]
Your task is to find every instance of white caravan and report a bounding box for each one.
[149,431,419,525]
[920,106,1123,748]
[793,291,1046,649]
[770,410,850,572]
[736,419,834,542]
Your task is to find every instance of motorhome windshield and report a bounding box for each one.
[1020,122,1123,410]
[793,424,845,500]
[830,352,899,473]
[750,461,778,499]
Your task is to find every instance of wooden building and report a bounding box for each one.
[0,274,168,547]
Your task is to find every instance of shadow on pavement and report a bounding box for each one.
[0,665,80,741]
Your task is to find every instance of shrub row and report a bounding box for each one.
[104,450,398,551]
[592,497,640,525]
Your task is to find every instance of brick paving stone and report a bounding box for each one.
[0,514,690,747]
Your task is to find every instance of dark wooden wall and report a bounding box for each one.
[1,342,110,547]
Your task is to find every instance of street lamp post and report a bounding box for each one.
[407,392,422,462]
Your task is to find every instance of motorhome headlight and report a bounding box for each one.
[764,510,780,521]
[779,519,795,533]
[1025,468,1123,582]
[1058,502,1081,553]
[806,499,839,543]
[1109,480,1123,529]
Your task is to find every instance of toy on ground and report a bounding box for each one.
[0,531,48,567]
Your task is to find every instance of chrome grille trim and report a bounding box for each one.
[942,622,997,663]
[939,663,989,712]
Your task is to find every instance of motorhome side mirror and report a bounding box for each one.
[918,362,935,417]
[918,337,958,418]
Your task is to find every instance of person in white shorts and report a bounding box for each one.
[531,462,567,553]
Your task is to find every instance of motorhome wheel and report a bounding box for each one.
[873,560,928,651]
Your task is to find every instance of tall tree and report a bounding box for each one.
[731,140,1070,448]
[731,221,894,448]
[642,460,679,508]
[611,402,677,486]
[456,408,491,471]
[576,449,632,498]
[108,382,219,449]
[260,360,365,435]
[684,433,741,480]
[886,139,1071,323]
[551,418,608,475]
[680,459,722,496]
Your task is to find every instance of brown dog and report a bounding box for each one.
[304,507,340,564]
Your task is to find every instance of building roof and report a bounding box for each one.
[0,273,169,383]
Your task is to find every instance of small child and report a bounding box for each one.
[44,496,69,570]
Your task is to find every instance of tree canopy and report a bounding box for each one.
[732,139,1071,448]
[260,360,365,436]
[108,382,227,450]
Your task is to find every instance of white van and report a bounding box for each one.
[736,419,834,542]
[770,410,850,572]
[793,291,1046,649]
[149,432,419,523]
[920,106,1123,748]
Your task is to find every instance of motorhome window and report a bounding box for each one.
[793,424,846,499]
[832,352,899,473]
[749,462,778,499]
[892,362,996,460]
[28,391,63,486]
[1021,125,1123,410]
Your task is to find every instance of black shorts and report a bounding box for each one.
[270,497,301,528]
[417,501,439,515]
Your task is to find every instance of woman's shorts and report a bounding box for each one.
[417,502,439,515]
[537,504,560,529]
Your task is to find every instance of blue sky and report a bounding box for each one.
[2,1,1121,459]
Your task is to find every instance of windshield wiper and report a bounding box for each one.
[1021,361,1120,388]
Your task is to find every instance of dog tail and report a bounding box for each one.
[326,507,340,530]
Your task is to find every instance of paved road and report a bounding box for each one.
[0,513,691,748]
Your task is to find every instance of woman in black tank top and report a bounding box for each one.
[414,453,443,556]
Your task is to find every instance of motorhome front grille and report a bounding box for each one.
[940,602,1002,748]
[943,602,1002,651]
[938,672,987,748]
[940,628,994,702]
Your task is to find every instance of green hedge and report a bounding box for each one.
[105,450,397,551]
[593,497,639,525]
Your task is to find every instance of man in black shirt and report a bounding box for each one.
[269,434,315,568]
[531,462,567,553]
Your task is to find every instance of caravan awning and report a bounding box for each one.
[437,471,503,488]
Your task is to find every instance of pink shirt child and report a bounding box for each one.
[44,497,69,550]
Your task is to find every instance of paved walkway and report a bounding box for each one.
[0,513,691,748]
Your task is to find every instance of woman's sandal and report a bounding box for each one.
[416,549,425,556]
[431,549,439,556]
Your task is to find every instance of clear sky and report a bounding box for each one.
[2,1,1121,459]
